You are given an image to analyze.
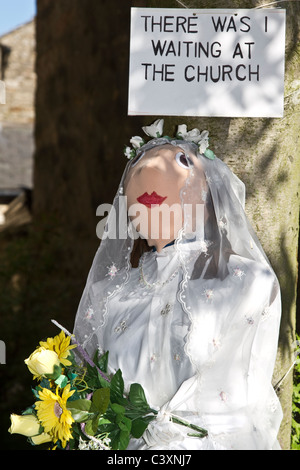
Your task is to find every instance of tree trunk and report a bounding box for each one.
[138,0,300,450]
[34,0,145,276]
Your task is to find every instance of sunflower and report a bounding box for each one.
[39,331,77,367]
[35,384,75,448]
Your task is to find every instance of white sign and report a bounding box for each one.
[128,8,286,118]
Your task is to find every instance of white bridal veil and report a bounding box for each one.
[73,121,282,450]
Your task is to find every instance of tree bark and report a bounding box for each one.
[34,0,145,276]
[138,0,300,450]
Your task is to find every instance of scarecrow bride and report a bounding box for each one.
[73,120,282,450]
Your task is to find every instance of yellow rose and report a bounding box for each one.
[24,347,61,379]
[8,414,41,437]
[31,432,53,445]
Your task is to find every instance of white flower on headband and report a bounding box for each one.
[198,131,210,154]
[142,119,164,138]
[124,120,215,161]
[130,136,145,149]
[177,125,209,154]
[124,146,135,160]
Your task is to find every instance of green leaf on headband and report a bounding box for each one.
[204,149,216,160]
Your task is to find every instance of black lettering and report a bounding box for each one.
[249,65,260,81]
[227,17,237,32]
[166,41,176,56]
[151,40,167,56]
[236,64,246,81]
[211,14,252,33]
[183,41,193,57]
[151,40,221,58]
[222,65,233,81]
[265,16,268,32]
[233,43,243,59]
[142,63,175,81]
[240,16,251,32]
[140,14,198,34]
[210,66,221,83]
[183,64,260,83]
[233,42,254,59]
[211,42,222,58]
[141,15,151,32]
[152,64,164,81]
[184,65,195,82]
[165,64,175,81]
[164,16,175,32]
[151,16,163,32]
[187,16,198,33]
[196,42,221,58]
[244,42,255,59]
[197,66,209,82]
[198,42,209,58]
[178,41,181,57]
[141,63,152,80]
[211,16,227,32]
[176,16,187,33]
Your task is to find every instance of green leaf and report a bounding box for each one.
[98,417,111,426]
[116,413,123,425]
[86,362,103,389]
[91,388,110,414]
[119,430,130,450]
[45,364,62,381]
[85,419,96,436]
[129,383,150,411]
[204,148,216,160]
[131,418,151,439]
[110,428,130,450]
[68,398,92,411]
[67,439,77,450]
[119,416,132,433]
[55,374,68,388]
[110,370,124,403]
[39,378,52,390]
[67,399,93,423]
[111,403,126,415]
[96,351,109,373]
[98,373,110,389]
[22,406,36,417]
[68,372,78,382]
[68,409,94,423]
[31,387,40,400]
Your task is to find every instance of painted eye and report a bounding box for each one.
[131,151,145,167]
[175,152,193,169]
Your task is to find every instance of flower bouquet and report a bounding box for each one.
[8,322,207,450]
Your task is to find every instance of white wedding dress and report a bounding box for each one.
[73,130,283,451]
[93,243,282,450]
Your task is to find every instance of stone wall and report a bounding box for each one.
[0,20,36,192]
[0,20,36,125]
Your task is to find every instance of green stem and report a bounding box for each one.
[170,416,208,438]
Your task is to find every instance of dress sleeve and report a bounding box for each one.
[179,257,283,450]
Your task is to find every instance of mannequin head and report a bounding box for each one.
[124,143,197,252]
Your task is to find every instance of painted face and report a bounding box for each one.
[124,144,196,252]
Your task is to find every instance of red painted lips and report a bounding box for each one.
[137,191,167,208]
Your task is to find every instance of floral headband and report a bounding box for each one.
[124,119,216,161]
